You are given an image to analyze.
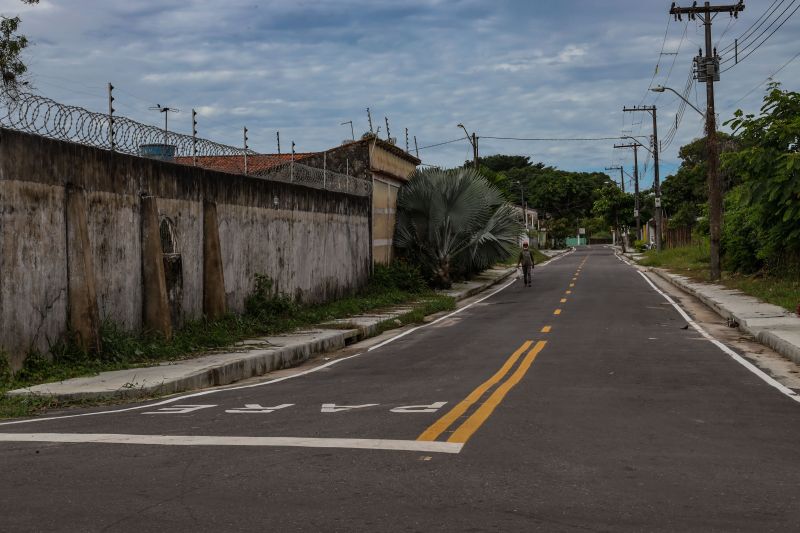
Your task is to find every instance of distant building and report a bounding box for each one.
[300,135,420,265]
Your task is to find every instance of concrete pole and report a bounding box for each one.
[65,184,101,353]
[140,194,172,339]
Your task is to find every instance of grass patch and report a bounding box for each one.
[1,263,456,419]
[638,243,800,313]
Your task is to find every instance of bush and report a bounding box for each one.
[244,274,298,320]
[634,239,648,253]
[722,185,762,274]
[0,352,12,388]
[368,262,428,294]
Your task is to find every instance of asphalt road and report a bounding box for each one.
[2,246,799,532]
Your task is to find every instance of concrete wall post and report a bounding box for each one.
[65,184,101,353]
[203,200,226,320]
[140,194,172,339]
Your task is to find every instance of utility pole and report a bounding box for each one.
[606,165,626,251]
[614,143,641,240]
[414,136,419,159]
[605,165,624,192]
[385,117,391,141]
[624,105,661,251]
[473,133,479,169]
[670,0,745,281]
[276,131,281,154]
[366,108,373,134]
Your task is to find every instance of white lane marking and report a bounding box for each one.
[0,433,464,454]
[320,403,378,413]
[0,252,577,428]
[389,402,447,413]
[637,271,800,404]
[226,403,294,414]
[143,405,216,415]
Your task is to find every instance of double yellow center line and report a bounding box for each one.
[418,340,547,444]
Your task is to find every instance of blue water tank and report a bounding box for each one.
[139,143,176,161]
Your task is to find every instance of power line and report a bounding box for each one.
[720,0,800,70]
[730,48,800,107]
[416,136,468,151]
[719,0,785,54]
[481,135,649,142]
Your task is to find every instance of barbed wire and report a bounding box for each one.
[0,85,373,197]
[0,84,253,158]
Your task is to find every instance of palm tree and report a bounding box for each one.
[394,167,523,288]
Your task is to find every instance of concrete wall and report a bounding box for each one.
[0,129,370,368]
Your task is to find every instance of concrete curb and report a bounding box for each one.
[7,257,540,402]
[645,266,800,366]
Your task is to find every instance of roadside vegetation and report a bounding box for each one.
[640,242,800,313]
[394,166,522,287]
[641,84,800,314]
[0,262,454,419]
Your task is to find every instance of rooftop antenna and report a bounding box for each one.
[405,128,409,152]
[276,131,281,154]
[149,104,180,146]
[366,107,373,134]
[340,120,355,141]
[385,117,391,141]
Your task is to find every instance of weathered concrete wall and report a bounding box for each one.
[0,129,370,368]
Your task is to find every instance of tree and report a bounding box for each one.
[592,184,635,250]
[660,132,738,231]
[723,83,800,270]
[0,1,39,87]
[394,167,523,288]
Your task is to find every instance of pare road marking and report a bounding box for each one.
[143,405,216,415]
[226,404,294,414]
[390,402,447,413]
[321,403,379,413]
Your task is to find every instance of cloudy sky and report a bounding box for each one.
[4,0,799,188]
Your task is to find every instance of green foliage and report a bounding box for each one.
[244,274,298,320]
[721,186,762,274]
[592,184,635,229]
[369,262,427,294]
[0,1,38,86]
[660,132,739,232]
[0,351,11,388]
[633,239,648,253]
[723,83,800,267]
[394,167,523,287]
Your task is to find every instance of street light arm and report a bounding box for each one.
[457,124,475,148]
[651,86,705,117]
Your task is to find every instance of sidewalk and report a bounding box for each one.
[623,250,800,366]
[7,252,568,402]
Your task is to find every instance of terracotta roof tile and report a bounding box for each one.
[174,153,316,175]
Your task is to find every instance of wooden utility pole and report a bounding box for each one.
[605,165,625,192]
[624,105,661,251]
[614,143,641,239]
[670,1,745,280]
[473,133,479,169]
